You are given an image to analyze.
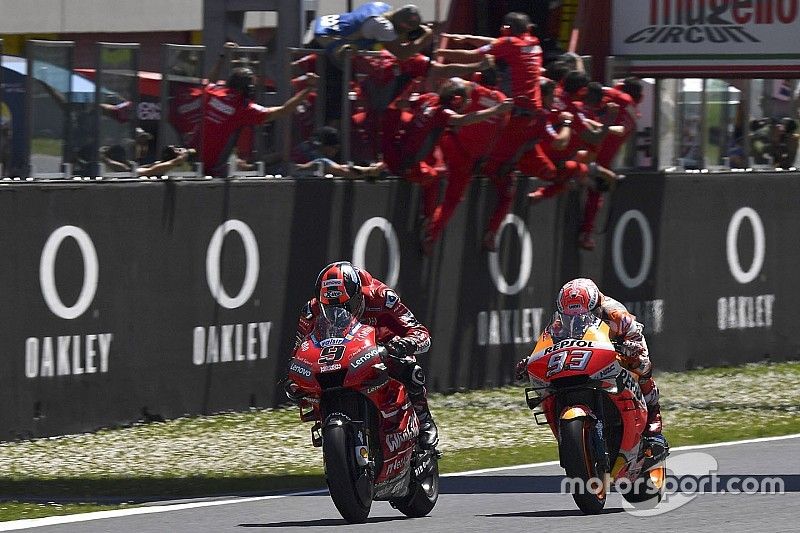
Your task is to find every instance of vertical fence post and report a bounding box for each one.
[340,48,353,164]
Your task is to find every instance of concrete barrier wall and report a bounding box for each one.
[1,172,797,439]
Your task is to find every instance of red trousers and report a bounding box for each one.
[429,131,520,242]
[427,133,473,243]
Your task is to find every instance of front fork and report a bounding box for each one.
[558,402,610,473]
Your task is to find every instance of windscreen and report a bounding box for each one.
[548,311,600,340]
[314,306,358,340]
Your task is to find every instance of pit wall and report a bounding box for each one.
[2,172,796,438]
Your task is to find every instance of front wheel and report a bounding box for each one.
[560,418,607,515]
[323,422,372,523]
[391,455,439,517]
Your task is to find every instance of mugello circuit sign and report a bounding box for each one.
[612,0,800,75]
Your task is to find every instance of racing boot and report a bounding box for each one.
[411,392,439,450]
[642,403,669,469]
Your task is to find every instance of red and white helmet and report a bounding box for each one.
[556,278,602,316]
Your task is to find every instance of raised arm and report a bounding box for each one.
[263,73,319,123]
[449,99,513,128]
[429,55,494,80]
[436,48,483,64]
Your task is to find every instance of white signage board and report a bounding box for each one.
[612,0,800,76]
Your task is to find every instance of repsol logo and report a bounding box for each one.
[620,369,646,407]
[624,0,799,44]
[544,339,594,355]
[386,414,419,453]
[289,361,312,378]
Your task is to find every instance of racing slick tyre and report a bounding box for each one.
[323,423,372,523]
[391,456,439,517]
[560,418,607,515]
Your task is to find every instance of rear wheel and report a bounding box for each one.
[392,456,439,517]
[323,422,372,523]
[560,418,607,515]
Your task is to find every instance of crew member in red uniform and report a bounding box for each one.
[593,77,642,168]
[530,73,624,250]
[438,12,544,250]
[425,77,508,251]
[381,81,512,224]
[519,79,588,202]
[292,261,438,449]
[353,49,494,162]
[440,12,542,109]
[560,75,628,250]
[198,68,317,177]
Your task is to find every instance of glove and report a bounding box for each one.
[616,340,645,370]
[514,358,529,381]
[384,337,416,359]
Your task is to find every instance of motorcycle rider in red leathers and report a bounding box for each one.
[292,261,438,449]
[517,278,668,451]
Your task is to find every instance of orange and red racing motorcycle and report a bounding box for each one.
[522,311,668,514]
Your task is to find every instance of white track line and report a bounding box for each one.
[2,432,798,531]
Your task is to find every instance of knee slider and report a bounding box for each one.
[404,363,426,394]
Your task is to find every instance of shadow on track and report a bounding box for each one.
[440,475,565,494]
[0,475,325,504]
[239,515,412,528]
[481,508,626,518]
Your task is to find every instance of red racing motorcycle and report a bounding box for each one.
[522,311,668,514]
[284,307,439,523]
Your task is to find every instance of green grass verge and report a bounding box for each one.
[1,361,798,522]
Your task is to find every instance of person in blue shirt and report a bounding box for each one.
[306,3,432,122]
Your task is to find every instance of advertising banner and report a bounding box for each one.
[0,178,555,439]
[612,0,800,76]
[0,172,798,438]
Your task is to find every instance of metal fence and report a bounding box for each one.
[2,40,797,180]
[2,39,384,180]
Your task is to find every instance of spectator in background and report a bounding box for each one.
[133,127,155,165]
[750,117,799,168]
[197,68,318,177]
[293,126,384,178]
